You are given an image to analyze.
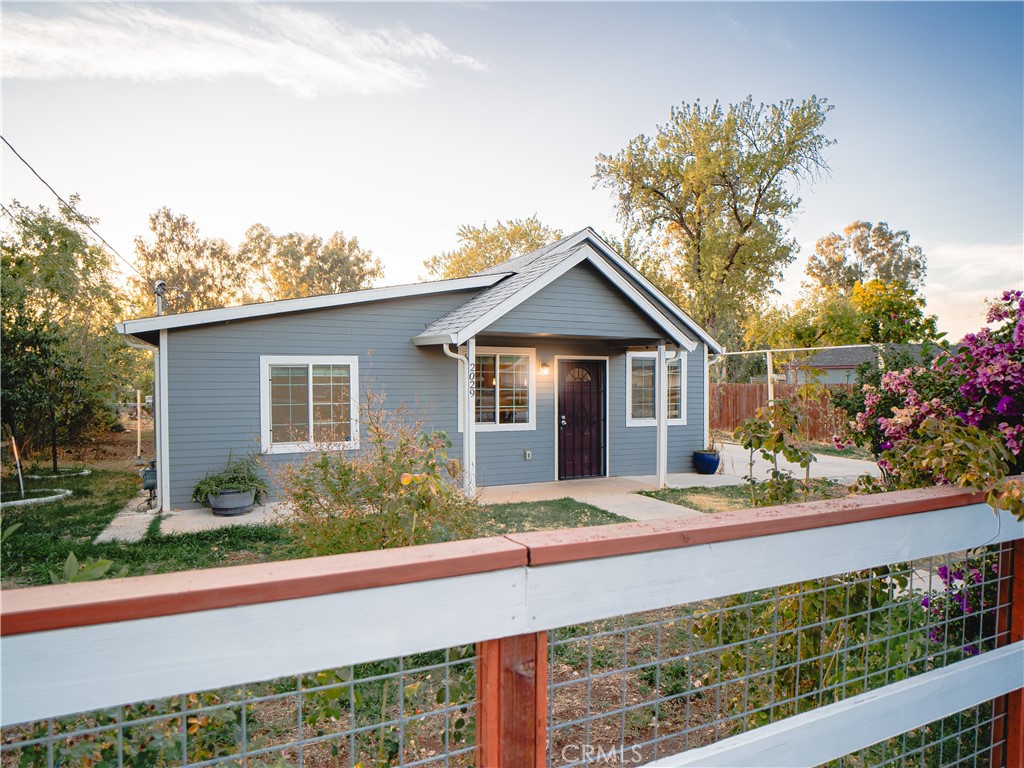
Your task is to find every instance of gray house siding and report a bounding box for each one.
[165,292,474,506]
[487,262,664,339]
[163,266,709,505]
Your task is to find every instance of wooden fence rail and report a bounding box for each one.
[710,382,854,442]
[2,486,1022,766]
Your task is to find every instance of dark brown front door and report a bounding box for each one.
[558,360,606,480]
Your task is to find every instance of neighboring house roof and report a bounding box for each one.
[797,343,930,369]
[116,226,722,354]
[413,228,722,353]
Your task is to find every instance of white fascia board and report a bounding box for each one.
[580,228,723,354]
[115,274,507,338]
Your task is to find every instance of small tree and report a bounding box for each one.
[1,199,136,466]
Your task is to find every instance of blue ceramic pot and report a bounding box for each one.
[692,451,721,475]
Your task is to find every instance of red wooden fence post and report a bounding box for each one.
[477,632,548,767]
[993,539,1023,767]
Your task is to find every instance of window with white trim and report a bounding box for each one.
[626,351,686,426]
[260,356,359,453]
[458,347,536,431]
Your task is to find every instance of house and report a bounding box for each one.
[117,229,722,510]
[784,343,932,385]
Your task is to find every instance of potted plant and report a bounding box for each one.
[692,438,721,475]
[191,453,268,516]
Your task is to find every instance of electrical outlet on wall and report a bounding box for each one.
[524,450,532,460]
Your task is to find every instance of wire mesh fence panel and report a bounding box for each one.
[546,544,1012,768]
[816,699,1007,768]
[1,645,477,768]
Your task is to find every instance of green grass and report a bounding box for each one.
[477,498,627,536]
[2,472,626,588]
[642,481,847,514]
[1,468,293,586]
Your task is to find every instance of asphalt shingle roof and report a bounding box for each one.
[416,230,589,340]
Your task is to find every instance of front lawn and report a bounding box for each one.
[642,481,847,514]
[1,470,627,588]
[477,498,627,535]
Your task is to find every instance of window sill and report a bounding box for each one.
[625,419,687,428]
[473,422,535,433]
[264,441,359,454]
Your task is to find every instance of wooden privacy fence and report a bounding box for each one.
[2,485,1023,767]
[711,382,854,442]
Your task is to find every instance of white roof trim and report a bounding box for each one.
[580,228,723,354]
[116,273,507,337]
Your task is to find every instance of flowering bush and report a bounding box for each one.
[920,552,1000,658]
[838,291,1024,518]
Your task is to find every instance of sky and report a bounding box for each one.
[2,1,1022,341]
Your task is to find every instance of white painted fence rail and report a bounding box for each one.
[2,487,1022,767]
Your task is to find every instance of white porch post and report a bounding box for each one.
[703,345,710,450]
[465,337,477,497]
[656,342,668,489]
[766,350,776,405]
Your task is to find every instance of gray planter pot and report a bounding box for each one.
[207,488,256,516]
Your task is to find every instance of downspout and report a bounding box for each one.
[443,342,476,497]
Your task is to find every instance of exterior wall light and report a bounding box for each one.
[539,362,551,375]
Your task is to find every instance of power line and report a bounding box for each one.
[1,134,147,281]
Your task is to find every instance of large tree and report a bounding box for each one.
[595,96,834,340]
[850,279,938,344]
[129,208,259,316]
[1,199,137,467]
[805,220,927,295]
[240,224,383,301]
[423,217,562,279]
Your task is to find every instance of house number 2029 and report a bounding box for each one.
[468,362,475,398]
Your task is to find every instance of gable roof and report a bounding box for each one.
[115,226,722,354]
[116,272,506,341]
[413,228,722,353]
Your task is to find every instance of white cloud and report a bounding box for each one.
[921,239,1024,341]
[1,4,487,98]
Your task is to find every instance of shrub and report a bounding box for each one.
[276,393,477,556]
[837,291,1024,519]
[191,452,268,505]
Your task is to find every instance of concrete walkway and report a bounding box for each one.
[94,493,292,543]
[93,490,158,543]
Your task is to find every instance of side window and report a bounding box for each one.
[626,352,686,426]
[261,356,359,452]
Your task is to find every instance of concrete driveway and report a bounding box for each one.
[717,441,880,483]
